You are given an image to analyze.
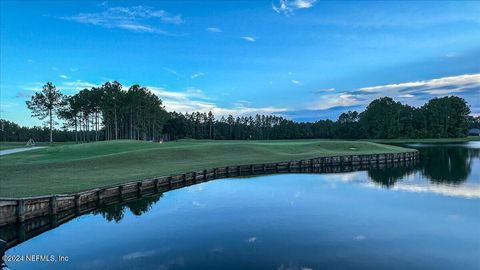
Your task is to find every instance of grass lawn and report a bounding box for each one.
[0,139,412,198]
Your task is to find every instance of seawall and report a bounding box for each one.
[0,151,419,248]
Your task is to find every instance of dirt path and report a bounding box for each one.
[0,147,46,156]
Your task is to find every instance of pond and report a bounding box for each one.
[3,142,480,270]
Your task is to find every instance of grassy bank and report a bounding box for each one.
[0,139,412,197]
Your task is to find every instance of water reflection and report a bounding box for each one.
[419,145,478,184]
[93,195,162,223]
[368,142,480,187]
[2,142,479,255]
[5,173,479,270]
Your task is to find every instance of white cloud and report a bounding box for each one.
[390,183,480,199]
[273,0,317,15]
[309,73,480,110]
[364,181,480,199]
[353,235,366,241]
[190,72,205,79]
[163,67,183,79]
[357,74,480,94]
[309,93,360,110]
[291,79,302,85]
[445,52,458,58]
[62,5,182,33]
[59,75,69,79]
[148,86,287,116]
[241,36,256,42]
[0,102,18,109]
[122,250,156,260]
[246,237,257,243]
[312,88,335,93]
[207,27,222,33]
[61,80,100,92]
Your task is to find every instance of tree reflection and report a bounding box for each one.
[93,194,162,222]
[368,144,479,187]
[367,166,416,187]
[419,146,478,184]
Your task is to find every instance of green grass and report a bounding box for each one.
[0,139,413,198]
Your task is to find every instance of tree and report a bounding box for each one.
[422,96,471,138]
[360,97,403,139]
[26,82,64,144]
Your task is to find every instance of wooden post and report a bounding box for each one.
[137,182,143,195]
[288,161,291,172]
[193,172,197,183]
[154,178,159,192]
[183,174,187,185]
[50,195,57,215]
[213,168,217,178]
[263,164,266,174]
[310,159,314,171]
[98,189,104,206]
[17,199,25,223]
[299,160,303,170]
[226,167,229,177]
[119,185,124,201]
[74,194,81,208]
[203,170,207,181]
[251,164,254,174]
[275,163,279,173]
[74,194,81,215]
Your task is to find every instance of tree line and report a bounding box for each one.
[164,95,473,140]
[23,81,168,143]
[0,81,475,143]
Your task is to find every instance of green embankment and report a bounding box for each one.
[0,139,412,198]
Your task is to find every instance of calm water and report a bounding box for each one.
[4,142,480,270]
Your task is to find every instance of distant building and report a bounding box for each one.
[469,128,480,136]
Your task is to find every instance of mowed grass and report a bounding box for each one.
[0,139,412,198]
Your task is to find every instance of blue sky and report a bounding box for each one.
[1,0,479,126]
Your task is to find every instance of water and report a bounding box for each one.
[3,142,480,270]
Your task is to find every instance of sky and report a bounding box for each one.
[1,0,479,126]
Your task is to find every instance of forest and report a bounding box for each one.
[1,81,477,143]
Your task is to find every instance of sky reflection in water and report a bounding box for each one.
[5,142,480,270]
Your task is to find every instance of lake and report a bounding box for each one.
[3,142,480,270]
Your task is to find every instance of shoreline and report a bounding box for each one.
[0,151,419,228]
[0,140,412,197]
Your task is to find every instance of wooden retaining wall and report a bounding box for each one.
[0,151,419,229]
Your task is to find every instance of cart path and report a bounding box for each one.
[0,147,46,156]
